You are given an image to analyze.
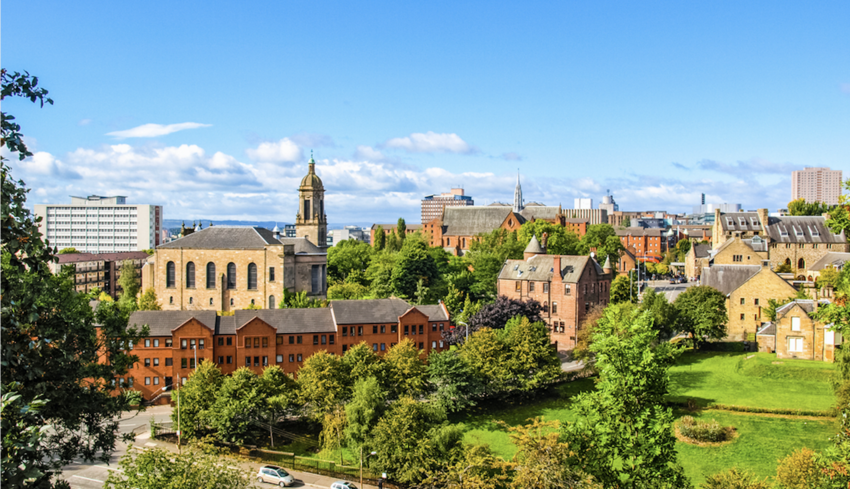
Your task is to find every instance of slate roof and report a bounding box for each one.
[519,206,561,221]
[158,226,279,249]
[278,237,325,254]
[415,304,450,321]
[57,251,151,264]
[700,265,761,295]
[330,298,414,325]
[692,244,711,259]
[616,228,665,237]
[765,216,846,244]
[128,308,336,336]
[757,322,775,336]
[810,252,850,271]
[442,207,520,236]
[524,235,545,254]
[774,299,831,320]
[370,224,423,231]
[718,212,763,233]
[499,254,599,283]
[129,310,218,336]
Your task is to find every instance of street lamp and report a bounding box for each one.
[457,321,470,342]
[360,448,377,488]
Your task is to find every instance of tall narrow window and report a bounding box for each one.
[227,262,236,289]
[206,262,216,288]
[269,267,275,282]
[311,266,320,293]
[166,261,175,288]
[247,263,257,290]
[269,296,275,309]
[186,262,195,288]
[304,199,311,220]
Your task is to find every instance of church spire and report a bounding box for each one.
[513,169,524,213]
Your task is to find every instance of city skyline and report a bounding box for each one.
[3,1,848,223]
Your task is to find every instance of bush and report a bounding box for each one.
[775,447,819,489]
[701,468,770,489]
[678,416,730,443]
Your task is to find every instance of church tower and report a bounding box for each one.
[295,152,327,248]
[513,170,524,213]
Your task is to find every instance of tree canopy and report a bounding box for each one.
[673,285,728,348]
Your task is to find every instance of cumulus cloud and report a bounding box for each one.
[354,145,385,161]
[245,138,302,162]
[382,131,475,154]
[106,122,212,138]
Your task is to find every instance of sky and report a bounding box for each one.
[3,1,849,226]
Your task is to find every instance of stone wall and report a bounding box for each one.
[726,267,796,340]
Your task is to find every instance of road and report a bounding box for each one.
[643,280,696,302]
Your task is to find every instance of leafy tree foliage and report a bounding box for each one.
[445,295,542,344]
[341,342,384,387]
[579,224,625,264]
[138,287,162,310]
[366,251,397,299]
[609,273,638,304]
[328,238,374,283]
[426,349,481,413]
[459,328,511,396]
[104,441,249,489]
[172,360,224,439]
[416,444,513,489]
[673,285,728,348]
[510,418,599,489]
[818,265,840,290]
[699,468,768,489]
[466,229,524,299]
[391,238,440,300]
[256,366,298,447]
[373,225,386,251]
[117,259,141,311]
[321,405,348,464]
[675,238,691,258]
[383,338,427,399]
[621,216,631,228]
[640,287,678,340]
[297,351,348,419]
[327,280,369,300]
[344,376,386,453]
[57,247,79,254]
[517,220,581,255]
[561,305,689,488]
[498,316,562,394]
[278,289,327,308]
[788,198,833,216]
[208,367,262,444]
[573,304,605,363]
[397,218,407,242]
[2,69,145,488]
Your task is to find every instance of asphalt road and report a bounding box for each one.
[644,280,696,302]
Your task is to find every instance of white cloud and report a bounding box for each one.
[106,122,212,138]
[354,145,385,160]
[383,131,475,154]
[245,138,302,162]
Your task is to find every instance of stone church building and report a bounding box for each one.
[146,155,328,311]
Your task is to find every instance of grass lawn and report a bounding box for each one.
[668,351,837,411]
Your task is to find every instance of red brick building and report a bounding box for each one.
[616,228,677,260]
[496,236,613,352]
[122,299,451,400]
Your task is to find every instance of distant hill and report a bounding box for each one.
[163,219,374,234]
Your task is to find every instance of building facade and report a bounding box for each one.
[791,167,843,205]
[51,251,150,298]
[773,300,838,361]
[34,195,162,253]
[294,155,328,249]
[123,299,452,400]
[420,188,473,223]
[616,228,676,259]
[328,226,371,246]
[497,237,612,352]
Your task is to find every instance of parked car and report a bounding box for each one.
[256,465,295,487]
[331,482,358,489]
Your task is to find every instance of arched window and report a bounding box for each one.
[798,258,805,270]
[247,263,257,290]
[166,261,175,288]
[227,263,236,289]
[186,262,195,288]
[269,296,276,309]
[206,262,216,289]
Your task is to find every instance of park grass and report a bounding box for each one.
[668,351,837,411]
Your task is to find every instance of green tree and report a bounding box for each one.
[775,261,793,273]
[517,220,581,255]
[104,442,249,489]
[207,367,261,444]
[561,305,689,488]
[509,418,599,489]
[621,216,631,228]
[391,238,439,299]
[328,238,374,283]
[373,225,386,251]
[137,287,162,310]
[640,287,678,340]
[57,247,79,254]
[383,338,427,399]
[320,405,348,464]
[366,251,397,298]
[397,217,407,242]
[459,328,510,396]
[327,280,369,300]
[788,198,832,216]
[279,289,326,308]
[699,468,768,489]
[675,238,691,258]
[344,376,386,453]
[609,273,638,304]
[818,265,840,291]
[297,351,348,419]
[673,285,728,348]
[499,316,561,393]
[417,444,513,489]
[117,260,141,311]
[580,224,625,264]
[172,360,224,439]
[427,349,481,413]
[341,342,384,387]
[2,69,146,488]
[256,366,298,447]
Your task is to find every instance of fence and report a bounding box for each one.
[248,448,401,488]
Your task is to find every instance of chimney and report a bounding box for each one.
[552,256,561,283]
[757,208,769,235]
[541,232,548,252]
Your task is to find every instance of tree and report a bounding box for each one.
[373,225,386,251]
[207,367,261,444]
[459,328,510,396]
[321,405,348,464]
[775,261,793,273]
[117,260,141,311]
[328,239,374,283]
[675,238,691,258]
[104,441,249,489]
[383,339,427,399]
[609,274,638,304]
[397,218,407,243]
[640,287,678,340]
[621,216,631,228]
[138,287,162,310]
[447,295,542,344]
[573,305,605,364]
[517,220,581,255]
[341,342,384,387]
[673,285,728,348]
[499,316,561,393]
[297,351,348,419]
[466,229,524,299]
[256,366,298,447]
[344,376,386,453]
[560,305,689,487]
[2,69,146,488]
[279,289,326,308]
[788,198,832,216]
[57,247,79,254]
[579,224,624,264]
[366,251,397,299]
[509,418,599,489]
[818,265,840,291]
[417,444,513,489]
[391,238,439,300]
[172,360,224,439]
[327,280,369,300]
[427,349,481,413]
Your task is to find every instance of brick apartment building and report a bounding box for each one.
[121,298,452,400]
[51,251,150,299]
[497,236,613,352]
[616,228,677,260]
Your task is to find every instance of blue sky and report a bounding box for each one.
[3,1,848,225]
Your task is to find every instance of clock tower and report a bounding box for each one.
[295,152,327,248]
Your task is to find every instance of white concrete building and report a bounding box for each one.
[574,198,593,210]
[34,195,163,253]
[792,167,843,205]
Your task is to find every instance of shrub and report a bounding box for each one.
[678,416,730,442]
[701,468,770,489]
[775,447,819,489]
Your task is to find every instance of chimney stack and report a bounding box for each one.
[541,232,548,252]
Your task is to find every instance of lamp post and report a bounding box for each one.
[360,447,377,488]
[458,321,470,342]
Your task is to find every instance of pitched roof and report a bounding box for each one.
[442,207,522,236]
[329,298,414,325]
[519,206,561,221]
[700,265,761,295]
[415,304,450,321]
[370,224,423,231]
[129,310,218,336]
[158,226,279,249]
[278,237,325,254]
[810,252,850,271]
[775,299,831,320]
[718,212,763,233]
[128,308,336,336]
[499,254,597,283]
[765,216,846,244]
[524,235,545,254]
[56,251,151,264]
[757,322,775,336]
[692,244,711,258]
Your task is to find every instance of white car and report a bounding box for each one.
[256,465,296,487]
[330,482,358,489]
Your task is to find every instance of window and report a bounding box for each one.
[754,298,759,305]
[733,255,742,262]
[381,325,386,333]
[245,337,251,348]
[380,343,386,351]
[311,265,321,293]
[543,302,549,313]
[145,339,151,347]
[153,358,159,366]
[276,336,283,345]
[253,337,260,348]
[329,335,334,345]
[297,354,302,362]
[189,358,195,368]
[245,357,251,366]
[321,335,327,345]
[439,340,445,348]
[269,267,275,282]
[145,358,150,367]
[565,284,571,294]
[342,344,348,352]
[199,339,204,350]
[186,262,195,288]
[552,302,558,314]
[373,343,378,351]
[218,337,224,346]
[313,335,319,345]
[166,358,173,366]
[154,339,159,347]
[529,282,535,292]
[169,296,173,304]
[206,262,216,288]
[432,323,437,331]
[145,377,151,385]
[269,296,275,309]
[543,283,549,293]
[342,327,348,337]
[419,342,424,350]
[166,261,175,288]
[181,358,187,368]
[254,356,260,367]
[791,317,801,331]
[247,263,257,289]
[373,325,378,334]
[226,337,232,346]
[230,298,234,306]
[227,356,232,364]
[439,323,445,331]
[740,298,745,305]
[297,335,302,344]
[181,339,188,349]
[788,337,804,353]
[432,341,437,349]
[218,356,224,364]
[210,298,214,305]
[276,354,283,363]
[515,281,521,292]
[227,262,236,289]
[263,356,268,366]
[289,354,295,362]
[740,313,745,320]
[391,324,397,333]
[358,326,363,336]
[404,325,409,335]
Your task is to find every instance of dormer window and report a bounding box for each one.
[738,217,747,227]
[779,226,789,237]
[794,226,804,238]
[514,265,520,271]
[809,226,819,237]
[726,217,735,229]
[750,217,759,227]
